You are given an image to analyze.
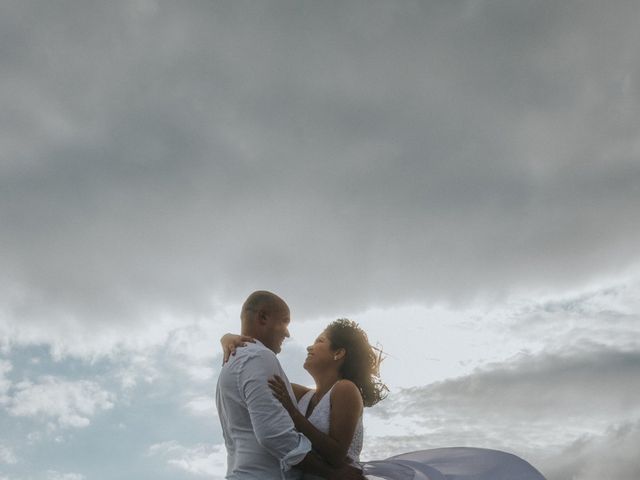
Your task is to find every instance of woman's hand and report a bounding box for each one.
[268,375,297,417]
[220,333,255,364]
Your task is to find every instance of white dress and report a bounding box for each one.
[297,385,363,480]
[297,387,546,480]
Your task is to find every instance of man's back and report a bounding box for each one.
[216,341,310,480]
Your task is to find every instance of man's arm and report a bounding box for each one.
[240,350,311,471]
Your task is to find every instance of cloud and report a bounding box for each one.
[375,345,640,424]
[147,441,227,478]
[184,395,217,418]
[45,472,85,480]
[538,420,640,480]
[6,376,114,429]
[1,0,640,338]
[0,360,11,404]
[499,279,640,352]
[0,444,17,465]
[0,299,238,365]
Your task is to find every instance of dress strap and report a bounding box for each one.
[297,389,315,416]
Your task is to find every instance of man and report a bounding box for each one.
[216,291,365,480]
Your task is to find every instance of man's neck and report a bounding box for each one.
[242,330,274,353]
[241,328,259,340]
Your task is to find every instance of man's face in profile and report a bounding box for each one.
[262,304,291,354]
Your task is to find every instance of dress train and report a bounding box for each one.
[361,447,546,480]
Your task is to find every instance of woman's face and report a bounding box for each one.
[303,331,336,372]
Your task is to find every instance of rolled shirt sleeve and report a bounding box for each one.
[239,349,312,471]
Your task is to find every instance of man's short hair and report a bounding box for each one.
[241,290,285,323]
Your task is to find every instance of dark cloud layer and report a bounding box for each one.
[2,0,640,326]
[375,346,640,422]
[541,420,640,480]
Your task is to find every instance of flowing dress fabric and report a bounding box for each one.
[361,448,547,480]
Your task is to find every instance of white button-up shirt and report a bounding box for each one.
[216,340,312,480]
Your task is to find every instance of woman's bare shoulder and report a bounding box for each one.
[331,379,362,403]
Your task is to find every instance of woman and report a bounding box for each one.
[221,320,546,480]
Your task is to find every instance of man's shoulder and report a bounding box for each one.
[227,342,279,368]
[239,341,276,358]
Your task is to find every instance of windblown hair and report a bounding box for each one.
[325,318,388,407]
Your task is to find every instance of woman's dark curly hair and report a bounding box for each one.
[325,318,388,407]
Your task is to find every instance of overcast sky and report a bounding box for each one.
[1,1,639,479]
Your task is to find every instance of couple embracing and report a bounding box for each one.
[215,290,547,480]
[216,290,377,479]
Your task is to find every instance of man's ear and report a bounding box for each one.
[334,348,346,361]
[257,310,268,326]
